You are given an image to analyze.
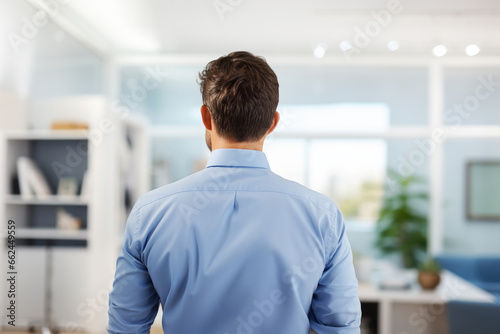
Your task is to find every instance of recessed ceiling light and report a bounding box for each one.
[339,40,352,52]
[465,44,480,56]
[387,40,399,52]
[314,43,328,58]
[432,45,447,57]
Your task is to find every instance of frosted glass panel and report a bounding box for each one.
[120,65,203,126]
[274,66,428,126]
[444,68,500,126]
[27,22,103,99]
[151,137,208,187]
[120,65,428,127]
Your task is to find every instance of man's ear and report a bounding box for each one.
[201,105,212,131]
[266,111,280,135]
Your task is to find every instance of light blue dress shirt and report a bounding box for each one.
[108,149,361,334]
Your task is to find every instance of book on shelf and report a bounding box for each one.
[17,157,31,198]
[17,157,52,199]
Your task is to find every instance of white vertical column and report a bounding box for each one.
[429,63,444,255]
[304,139,312,187]
[103,58,119,100]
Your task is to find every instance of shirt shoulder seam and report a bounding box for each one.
[138,188,336,214]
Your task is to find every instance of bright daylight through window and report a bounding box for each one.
[265,103,389,227]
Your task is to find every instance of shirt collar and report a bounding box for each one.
[206,149,270,170]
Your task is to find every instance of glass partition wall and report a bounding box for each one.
[116,59,500,258]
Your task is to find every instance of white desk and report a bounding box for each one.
[358,270,495,334]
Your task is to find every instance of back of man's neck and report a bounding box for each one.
[212,141,264,151]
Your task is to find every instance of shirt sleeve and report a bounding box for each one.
[310,207,361,334]
[108,200,160,334]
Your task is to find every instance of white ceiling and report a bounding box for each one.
[5,0,500,58]
[58,0,500,57]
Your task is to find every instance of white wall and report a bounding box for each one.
[0,0,36,96]
[0,1,103,103]
[443,139,500,254]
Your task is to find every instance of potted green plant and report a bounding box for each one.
[418,257,441,290]
[375,171,428,268]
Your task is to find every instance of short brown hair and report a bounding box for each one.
[198,51,279,142]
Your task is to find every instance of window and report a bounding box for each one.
[308,139,386,225]
[264,103,389,227]
[116,63,500,255]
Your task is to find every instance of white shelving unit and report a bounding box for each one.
[5,195,89,206]
[0,130,94,331]
[4,130,89,140]
[0,96,124,333]
[16,228,88,240]
[1,131,91,245]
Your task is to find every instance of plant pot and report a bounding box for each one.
[418,271,441,290]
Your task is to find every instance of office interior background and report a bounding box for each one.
[1,0,500,333]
